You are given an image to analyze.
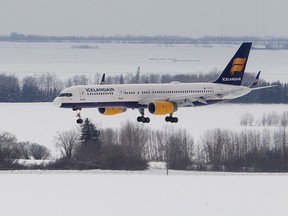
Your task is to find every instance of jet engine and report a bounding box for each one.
[148,101,177,115]
[98,107,127,115]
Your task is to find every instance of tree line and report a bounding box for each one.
[240,111,288,127]
[1,116,288,172]
[0,71,285,103]
[3,33,288,49]
[53,119,193,170]
[53,116,288,172]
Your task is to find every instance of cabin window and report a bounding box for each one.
[59,93,73,97]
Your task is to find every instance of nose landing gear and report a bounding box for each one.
[73,108,83,124]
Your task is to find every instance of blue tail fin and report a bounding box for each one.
[213,42,252,85]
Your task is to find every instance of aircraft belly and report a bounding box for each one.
[60,101,146,109]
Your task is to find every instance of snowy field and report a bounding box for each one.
[0,170,288,216]
[1,103,288,154]
[0,42,287,82]
[1,42,288,216]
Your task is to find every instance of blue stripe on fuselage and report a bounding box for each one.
[60,101,147,109]
[60,99,225,109]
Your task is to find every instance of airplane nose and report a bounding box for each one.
[53,97,62,107]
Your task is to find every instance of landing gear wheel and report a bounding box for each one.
[165,115,178,123]
[141,116,146,122]
[74,108,83,124]
[137,116,150,123]
[137,108,150,123]
[76,118,83,124]
[145,117,150,123]
[173,117,178,123]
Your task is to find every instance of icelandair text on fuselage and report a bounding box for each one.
[85,87,115,92]
[222,77,241,81]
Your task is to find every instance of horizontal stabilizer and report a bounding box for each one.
[250,85,277,91]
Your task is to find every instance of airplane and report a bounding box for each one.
[53,42,274,124]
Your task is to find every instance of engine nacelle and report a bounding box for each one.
[98,107,127,116]
[148,101,177,115]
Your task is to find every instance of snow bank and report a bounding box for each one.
[13,159,55,167]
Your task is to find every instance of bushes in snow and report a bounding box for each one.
[0,131,50,169]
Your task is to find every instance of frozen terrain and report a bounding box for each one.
[0,42,287,82]
[0,171,287,216]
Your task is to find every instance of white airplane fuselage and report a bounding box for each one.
[53,82,251,110]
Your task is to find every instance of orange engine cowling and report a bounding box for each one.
[98,107,127,116]
[148,101,177,115]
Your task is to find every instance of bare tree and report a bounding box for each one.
[157,127,194,170]
[0,131,18,161]
[54,129,80,160]
[240,113,254,126]
[200,128,230,170]
[29,143,51,160]
[101,128,119,146]
[119,121,148,158]
[18,141,31,159]
[280,112,288,127]
[266,112,280,126]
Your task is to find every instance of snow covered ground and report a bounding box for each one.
[0,170,287,216]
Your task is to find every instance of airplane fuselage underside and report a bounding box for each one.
[58,99,225,109]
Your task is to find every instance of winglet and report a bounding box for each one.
[213,42,252,86]
[249,71,278,91]
[249,71,261,88]
[100,73,106,85]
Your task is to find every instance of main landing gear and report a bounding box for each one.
[137,108,150,123]
[165,114,178,123]
[137,116,150,123]
[73,108,83,124]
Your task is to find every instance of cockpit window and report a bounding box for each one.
[59,93,73,97]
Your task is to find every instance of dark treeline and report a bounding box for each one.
[51,117,288,172]
[0,71,284,103]
[0,73,60,102]
[233,80,288,104]
[52,119,193,170]
[199,128,288,172]
[2,33,288,49]
[2,117,288,172]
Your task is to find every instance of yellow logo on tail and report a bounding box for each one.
[230,58,247,75]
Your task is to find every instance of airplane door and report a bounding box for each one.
[118,89,123,99]
[79,89,86,100]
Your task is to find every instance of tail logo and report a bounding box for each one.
[230,58,247,75]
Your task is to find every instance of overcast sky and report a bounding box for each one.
[0,0,287,37]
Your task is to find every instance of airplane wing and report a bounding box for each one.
[139,92,225,107]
